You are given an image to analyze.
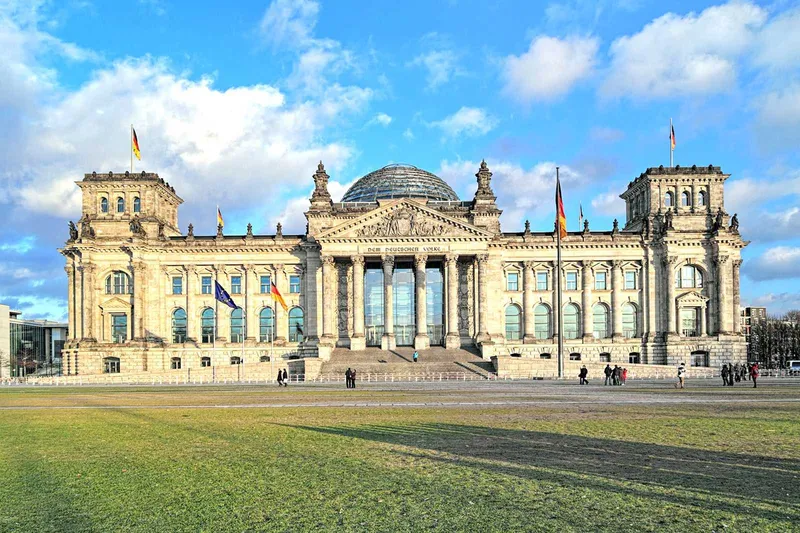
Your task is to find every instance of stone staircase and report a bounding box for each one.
[319,346,492,380]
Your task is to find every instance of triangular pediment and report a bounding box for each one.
[99,296,132,311]
[676,291,708,306]
[318,199,492,240]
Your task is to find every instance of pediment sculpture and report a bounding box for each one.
[355,207,456,237]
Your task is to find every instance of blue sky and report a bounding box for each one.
[1,0,800,321]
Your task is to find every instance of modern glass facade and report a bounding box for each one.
[426,265,444,346]
[9,318,67,377]
[393,264,415,346]
[364,266,384,346]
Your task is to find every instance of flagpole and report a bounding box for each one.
[130,124,133,174]
[669,118,673,168]
[556,167,564,379]
[271,308,275,383]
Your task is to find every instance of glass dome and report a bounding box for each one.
[341,164,459,203]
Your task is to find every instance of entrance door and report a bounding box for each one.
[426,264,444,346]
[395,325,415,346]
[393,265,415,346]
[364,267,384,347]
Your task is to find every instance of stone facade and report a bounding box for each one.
[60,163,747,375]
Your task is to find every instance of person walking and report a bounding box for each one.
[282,368,289,387]
[277,369,284,387]
[612,365,621,386]
[604,364,613,386]
[579,365,588,385]
[721,364,729,386]
[413,350,418,363]
[345,368,352,389]
[621,367,628,385]
[677,362,686,389]
[750,362,759,388]
[728,364,735,386]
[351,368,357,389]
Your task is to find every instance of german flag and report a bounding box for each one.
[132,127,141,160]
[670,124,676,150]
[216,207,224,228]
[556,176,567,239]
[271,281,288,312]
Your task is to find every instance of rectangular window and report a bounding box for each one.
[536,272,547,291]
[231,275,242,294]
[566,272,578,291]
[680,308,699,337]
[600,353,611,363]
[595,272,607,291]
[625,271,636,290]
[260,275,271,294]
[507,272,519,291]
[629,353,641,364]
[172,277,183,295]
[111,314,127,343]
[201,276,212,294]
[289,275,301,294]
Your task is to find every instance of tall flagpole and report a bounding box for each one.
[669,118,673,168]
[556,167,564,379]
[130,124,133,173]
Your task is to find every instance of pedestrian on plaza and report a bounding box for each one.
[741,365,748,381]
[413,350,418,363]
[604,364,613,386]
[351,368,357,389]
[277,369,284,387]
[345,368,352,389]
[750,362,759,388]
[728,364,735,386]
[613,365,621,386]
[734,363,742,382]
[677,362,686,389]
[282,368,289,387]
[621,367,628,385]
[721,364,730,386]
[578,365,588,385]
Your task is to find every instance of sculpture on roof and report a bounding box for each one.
[310,160,332,206]
[730,213,739,234]
[68,221,78,242]
[276,222,283,239]
[130,216,145,236]
[474,160,494,197]
[246,223,253,238]
[665,209,674,230]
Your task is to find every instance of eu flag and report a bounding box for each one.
[214,281,238,309]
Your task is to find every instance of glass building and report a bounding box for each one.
[1,305,68,378]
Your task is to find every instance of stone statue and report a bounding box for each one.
[665,209,674,230]
[473,159,495,199]
[715,208,724,231]
[524,219,531,235]
[612,219,619,234]
[187,223,194,237]
[217,223,224,237]
[583,219,590,233]
[310,160,332,204]
[730,213,739,233]
[276,222,283,239]
[80,219,95,239]
[130,217,145,236]
[641,216,650,237]
[246,223,253,237]
[158,222,166,239]
[68,221,78,241]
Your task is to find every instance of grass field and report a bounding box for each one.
[1,382,798,532]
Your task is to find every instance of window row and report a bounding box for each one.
[512,352,642,364]
[170,274,301,295]
[503,302,639,341]
[104,354,276,373]
[171,307,305,344]
[507,271,639,291]
[100,196,141,214]
[664,190,707,208]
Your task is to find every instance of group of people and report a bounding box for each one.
[276,368,289,386]
[344,367,358,389]
[721,362,760,388]
[603,364,628,386]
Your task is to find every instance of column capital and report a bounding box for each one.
[320,255,335,267]
[715,255,730,266]
[185,264,197,274]
[381,255,395,269]
[523,260,535,271]
[64,265,74,276]
[80,263,96,274]
[476,254,489,265]
[243,263,256,273]
[732,259,742,269]
[581,260,594,269]
[445,253,459,265]
[132,261,147,273]
[351,255,365,267]
[414,255,428,270]
[274,262,286,273]
[611,260,623,270]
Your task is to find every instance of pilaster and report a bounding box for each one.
[414,254,430,350]
[244,264,257,341]
[350,255,366,351]
[522,261,535,343]
[320,255,336,343]
[274,264,287,343]
[581,261,593,340]
[716,255,731,334]
[132,261,146,341]
[476,254,489,344]
[445,254,460,349]
[665,256,678,338]
[381,255,396,350]
[185,265,197,342]
[81,263,97,342]
[611,260,623,340]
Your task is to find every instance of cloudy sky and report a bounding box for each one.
[2,0,800,320]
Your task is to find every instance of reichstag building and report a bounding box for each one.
[60,161,747,375]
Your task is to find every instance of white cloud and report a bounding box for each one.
[367,112,392,127]
[438,160,582,228]
[409,49,462,90]
[745,292,800,314]
[591,191,625,216]
[403,128,414,140]
[744,246,800,281]
[755,84,800,128]
[726,173,800,216]
[502,35,598,103]
[268,178,354,233]
[601,2,767,99]
[429,107,497,139]
[259,0,320,49]
[752,7,800,70]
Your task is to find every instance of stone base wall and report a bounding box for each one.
[491,356,718,380]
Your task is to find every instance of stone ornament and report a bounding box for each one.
[311,161,332,203]
[414,255,428,269]
[355,207,456,237]
[276,222,283,239]
[68,221,78,241]
[351,255,365,266]
[729,213,739,234]
[474,160,494,197]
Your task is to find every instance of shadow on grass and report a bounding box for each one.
[286,422,800,522]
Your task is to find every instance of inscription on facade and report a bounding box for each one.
[360,245,449,254]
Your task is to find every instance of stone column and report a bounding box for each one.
[690,182,696,213]
[552,262,560,343]
[611,260,623,339]
[700,305,707,337]
[132,261,146,341]
[522,261,535,343]
[717,255,731,334]
[381,255,395,350]
[350,255,366,351]
[320,255,336,343]
[445,254,460,349]
[81,263,97,342]
[476,254,489,343]
[733,259,742,334]
[245,265,257,341]
[581,261,593,340]
[274,264,287,343]
[414,255,429,350]
[666,257,678,336]
[214,266,229,342]
[185,266,197,342]
[65,264,75,340]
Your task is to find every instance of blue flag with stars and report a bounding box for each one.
[214,280,238,309]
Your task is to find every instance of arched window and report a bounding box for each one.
[172,308,187,343]
[259,307,274,342]
[100,197,109,213]
[105,271,131,294]
[592,303,610,339]
[622,303,638,338]
[664,191,674,207]
[681,191,690,207]
[675,265,704,288]
[133,197,141,213]
[505,304,522,341]
[201,308,215,343]
[288,307,304,342]
[563,303,580,340]
[698,190,706,206]
[534,304,551,339]
[230,308,244,343]
[116,197,125,213]
[170,357,182,370]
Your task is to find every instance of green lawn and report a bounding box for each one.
[0,385,798,532]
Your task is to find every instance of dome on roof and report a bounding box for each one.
[341,164,459,203]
